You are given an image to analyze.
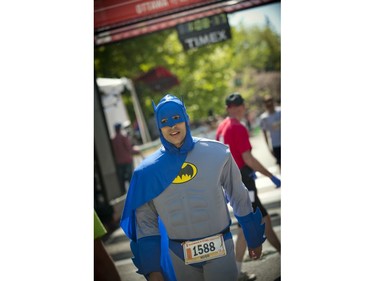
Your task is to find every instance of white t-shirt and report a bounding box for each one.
[260,108,281,147]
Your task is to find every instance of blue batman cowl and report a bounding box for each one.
[153,94,195,154]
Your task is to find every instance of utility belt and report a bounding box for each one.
[169,227,231,265]
[169,227,230,244]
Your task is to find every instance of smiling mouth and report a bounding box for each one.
[170,131,179,136]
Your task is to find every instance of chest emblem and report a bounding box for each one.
[172,162,197,184]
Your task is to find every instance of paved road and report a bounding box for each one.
[104,128,281,281]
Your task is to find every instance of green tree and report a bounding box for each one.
[94,23,281,123]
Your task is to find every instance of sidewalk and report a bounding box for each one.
[104,128,281,280]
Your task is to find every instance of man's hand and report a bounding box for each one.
[248,244,262,260]
[148,272,164,281]
[271,175,281,188]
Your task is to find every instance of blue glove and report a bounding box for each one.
[235,207,266,248]
[130,236,162,275]
[271,175,281,188]
[250,171,257,180]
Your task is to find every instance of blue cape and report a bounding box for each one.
[120,94,196,280]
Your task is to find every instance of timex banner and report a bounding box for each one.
[94,0,277,46]
[176,13,232,51]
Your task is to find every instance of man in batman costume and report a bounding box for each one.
[120,94,266,281]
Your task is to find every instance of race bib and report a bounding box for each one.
[182,234,226,264]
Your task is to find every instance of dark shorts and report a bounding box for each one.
[239,166,268,218]
[272,146,281,165]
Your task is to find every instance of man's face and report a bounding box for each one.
[160,118,186,148]
[156,101,188,148]
[264,99,274,112]
[227,103,246,118]
[238,104,246,116]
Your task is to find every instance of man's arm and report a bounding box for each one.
[131,144,144,158]
[134,201,163,278]
[221,153,265,257]
[221,153,253,215]
[242,150,281,188]
[260,116,274,154]
[242,150,273,178]
[262,129,273,153]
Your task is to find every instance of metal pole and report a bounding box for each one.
[122,77,151,144]
[94,77,122,201]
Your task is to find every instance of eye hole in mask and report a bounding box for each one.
[161,115,181,125]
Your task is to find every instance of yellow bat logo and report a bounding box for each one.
[172,162,197,184]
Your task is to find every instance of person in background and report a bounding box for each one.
[94,210,122,281]
[259,95,281,171]
[216,93,281,281]
[111,122,142,194]
[148,113,160,141]
[120,94,266,281]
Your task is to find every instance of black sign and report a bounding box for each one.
[176,13,232,50]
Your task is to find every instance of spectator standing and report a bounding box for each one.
[111,123,142,194]
[259,95,281,170]
[216,93,281,281]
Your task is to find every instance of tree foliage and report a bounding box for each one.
[94,21,281,123]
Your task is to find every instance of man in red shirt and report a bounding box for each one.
[111,123,142,194]
[216,93,281,281]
